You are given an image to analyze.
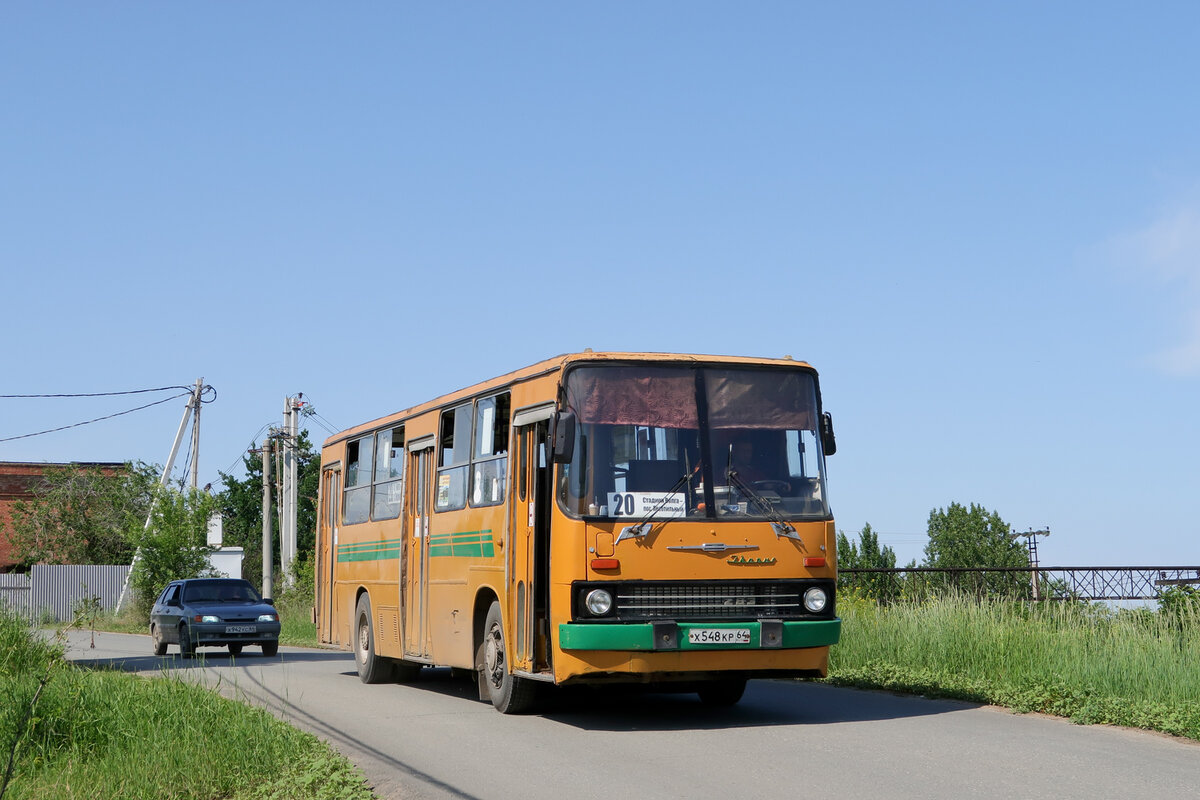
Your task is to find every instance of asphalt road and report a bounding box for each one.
[61,630,1199,799]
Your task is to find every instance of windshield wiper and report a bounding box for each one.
[726,468,801,542]
[615,465,698,546]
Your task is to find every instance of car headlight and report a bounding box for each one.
[200,615,220,623]
[585,589,613,616]
[258,613,279,623]
[803,587,828,613]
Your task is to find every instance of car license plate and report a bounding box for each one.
[688,628,751,645]
[225,625,256,634]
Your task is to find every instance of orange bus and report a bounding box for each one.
[314,352,840,712]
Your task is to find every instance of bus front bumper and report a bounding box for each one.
[559,618,840,652]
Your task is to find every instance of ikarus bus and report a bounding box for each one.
[314,352,840,712]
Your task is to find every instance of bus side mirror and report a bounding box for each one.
[821,412,837,456]
[551,410,576,463]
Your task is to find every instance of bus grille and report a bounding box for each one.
[614,582,810,621]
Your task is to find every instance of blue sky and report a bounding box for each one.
[3,3,1197,567]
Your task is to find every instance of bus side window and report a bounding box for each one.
[344,436,372,524]
[436,403,471,511]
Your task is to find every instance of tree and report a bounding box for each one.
[215,430,321,593]
[837,523,900,601]
[922,502,1030,597]
[4,462,159,568]
[127,485,218,618]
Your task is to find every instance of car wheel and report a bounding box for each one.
[697,678,747,707]
[151,624,167,656]
[353,594,392,683]
[479,601,537,714]
[228,644,243,656]
[179,625,196,659]
[261,641,278,657]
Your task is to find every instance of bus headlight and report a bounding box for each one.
[585,589,613,616]
[803,587,828,613]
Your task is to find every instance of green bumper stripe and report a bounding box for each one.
[558,619,841,651]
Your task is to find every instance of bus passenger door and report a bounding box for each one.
[318,466,340,644]
[404,441,434,659]
[509,420,551,673]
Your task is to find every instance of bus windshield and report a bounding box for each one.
[560,364,830,521]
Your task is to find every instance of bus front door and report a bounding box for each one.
[404,443,433,659]
[509,421,551,674]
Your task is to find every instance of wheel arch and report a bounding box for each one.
[473,586,500,651]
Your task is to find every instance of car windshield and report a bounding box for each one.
[182,580,262,604]
[560,364,830,521]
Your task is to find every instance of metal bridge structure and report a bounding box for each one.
[837,566,1200,601]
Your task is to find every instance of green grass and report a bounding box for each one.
[0,610,374,800]
[276,596,319,647]
[827,594,1200,739]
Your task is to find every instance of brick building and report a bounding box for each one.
[0,461,126,571]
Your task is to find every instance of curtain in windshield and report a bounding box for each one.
[561,364,828,521]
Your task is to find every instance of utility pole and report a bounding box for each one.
[189,377,203,490]
[261,437,274,601]
[279,395,303,587]
[1022,527,1051,600]
[116,379,208,612]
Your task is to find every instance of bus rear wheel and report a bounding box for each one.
[354,595,392,684]
[480,601,537,714]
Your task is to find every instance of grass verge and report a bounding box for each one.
[0,609,374,800]
[826,594,1200,740]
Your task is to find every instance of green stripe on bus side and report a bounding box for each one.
[336,538,403,563]
[337,546,401,563]
[428,530,494,558]
[338,539,403,553]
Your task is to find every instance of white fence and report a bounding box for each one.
[0,565,132,622]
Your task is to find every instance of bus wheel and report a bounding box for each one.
[480,601,537,714]
[354,595,392,684]
[697,678,747,707]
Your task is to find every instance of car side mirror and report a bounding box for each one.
[821,412,837,456]
[264,598,275,606]
[550,410,576,463]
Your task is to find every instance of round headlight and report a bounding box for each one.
[585,589,613,616]
[803,587,828,613]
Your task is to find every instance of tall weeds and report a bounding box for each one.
[828,594,1200,738]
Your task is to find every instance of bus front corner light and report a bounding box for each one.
[585,589,613,616]
[803,587,828,614]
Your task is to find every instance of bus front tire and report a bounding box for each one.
[354,595,392,684]
[479,601,537,714]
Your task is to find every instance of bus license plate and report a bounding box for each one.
[225,625,256,634]
[688,628,751,645]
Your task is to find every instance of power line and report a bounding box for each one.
[219,423,276,477]
[0,391,192,443]
[0,386,192,399]
[306,413,338,436]
[293,393,340,434]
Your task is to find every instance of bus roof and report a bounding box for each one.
[322,351,817,449]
